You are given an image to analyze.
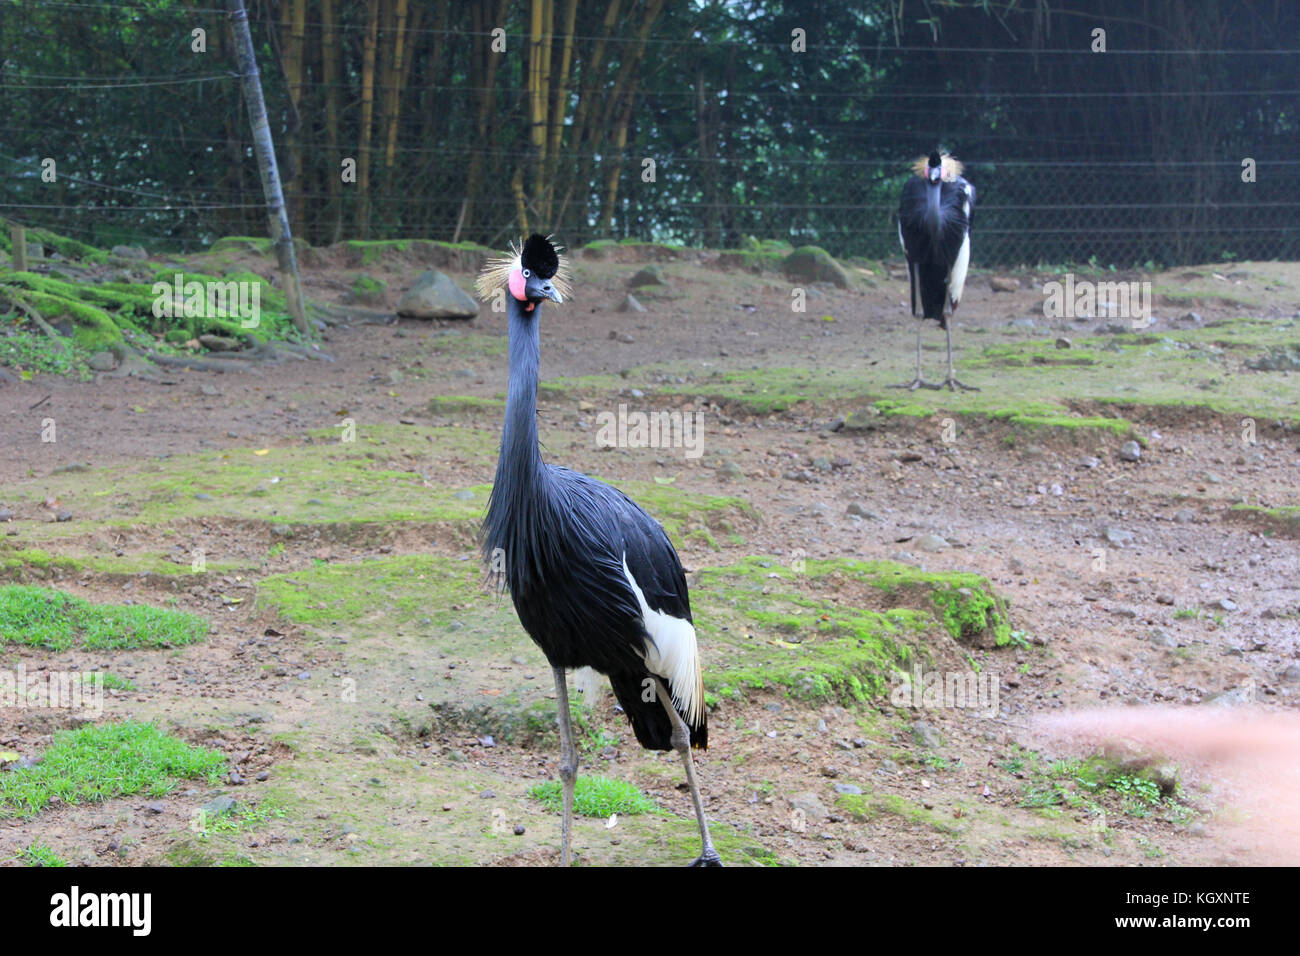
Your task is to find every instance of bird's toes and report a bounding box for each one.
[689,852,725,868]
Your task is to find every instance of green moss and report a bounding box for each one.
[351,274,386,295]
[835,789,963,835]
[694,560,926,705]
[258,554,482,630]
[426,394,506,414]
[1227,504,1300,537]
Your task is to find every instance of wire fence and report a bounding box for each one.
[1,3,1296,269]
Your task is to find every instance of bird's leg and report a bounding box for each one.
[889,323,941,390]
[552,665,579,867]
[943,321,980,391]
[653,678,723,867]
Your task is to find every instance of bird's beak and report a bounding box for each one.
[525,274,563,304]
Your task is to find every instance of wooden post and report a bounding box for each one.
[11,225,27,272]
[226,0,310,336]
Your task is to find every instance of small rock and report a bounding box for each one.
[911,721,942,749]
[833,783,863,795]
[396,270,479,319]
[198,334,242,352]
[989,276,1020,292]
[1104,527,1134,547]
[1206,598,1238,613]
[1054,337,1072,349]
[1148,628,1176,647]
[915,533,948,553]
[1173,509,1196,524]
[846,502,875,518]
[789,792,831,821]
[619,294,647,313]
[88,351,117,371]
[1279,664,1300,683]
[513,824,526,836]
[145,802,166,814]
[1118,440,1142,462]
[201,795,238,817]
[718,461,743,480]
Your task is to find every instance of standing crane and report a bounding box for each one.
[894,151,978,391]
[476,234,722,868]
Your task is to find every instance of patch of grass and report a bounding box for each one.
[1017,754,1190,823]
[0,720,227,818]
[529,776,656,817]
[91,672,137,692]
[22,844,68,867]
[0,584,208,650]
[425,394,506,415]
[197,797,287,840]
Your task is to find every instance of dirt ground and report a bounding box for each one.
[1,242,1297,867]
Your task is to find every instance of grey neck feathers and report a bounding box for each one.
[925,180,943,237]
[493,295,545,506]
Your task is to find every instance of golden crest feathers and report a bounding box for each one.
[475,235,572,303]
[911,153,964,181]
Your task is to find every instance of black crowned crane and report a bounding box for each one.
[476,234,722,868]
[894,151,978,391]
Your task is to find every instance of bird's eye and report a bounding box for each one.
[522,269,531,278]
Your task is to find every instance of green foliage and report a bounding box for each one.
[529,776,656,817]
[0,721,227,818]
[22,844,69,867]
[0,584,208,650]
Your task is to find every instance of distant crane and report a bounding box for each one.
[894,151,978,391]
[476,234,722,867]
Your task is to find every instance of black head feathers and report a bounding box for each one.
[521,234,559,279]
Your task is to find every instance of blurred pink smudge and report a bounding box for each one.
[1033,707,1300,865]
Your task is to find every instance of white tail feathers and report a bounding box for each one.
[573,666,607,703]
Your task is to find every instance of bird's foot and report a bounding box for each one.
[944,377,980,392]
[688,849,724,867]
[888,378,942,391]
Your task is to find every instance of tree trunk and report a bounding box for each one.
[355,0,380,237]
[226,0,309,335]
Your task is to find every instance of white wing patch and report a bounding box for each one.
[948,227,970,311]
[621,556,704,726]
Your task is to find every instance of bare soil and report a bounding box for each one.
[1,246,1297,867]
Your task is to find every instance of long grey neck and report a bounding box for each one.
[925,179,943,238]
[495,295,545,495]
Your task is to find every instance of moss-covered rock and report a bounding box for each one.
[783,246,850,288]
